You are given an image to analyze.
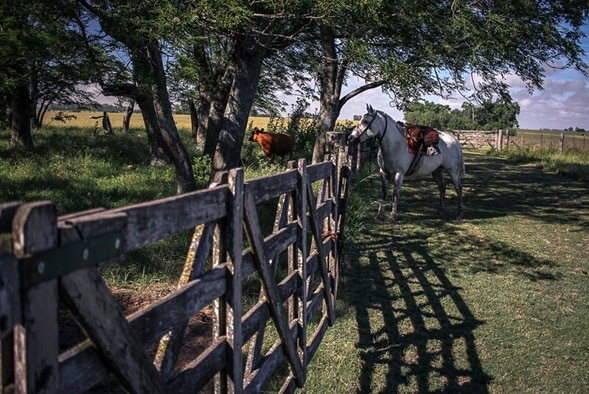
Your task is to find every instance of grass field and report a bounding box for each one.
[1,123,588,392]
[304,152,589,393]
[44,110,273,131]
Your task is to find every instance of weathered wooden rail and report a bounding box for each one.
[452,130,500,150]
[0,133,354,393]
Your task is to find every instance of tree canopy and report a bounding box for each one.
[1,0,587,190]
[404,100,520,131]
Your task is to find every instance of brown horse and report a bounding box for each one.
[249,127,294,161]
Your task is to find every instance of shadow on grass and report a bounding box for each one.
[460,154,588,228]
[383,153,588,229]
[338,152,589,392]
[343,231,492,393]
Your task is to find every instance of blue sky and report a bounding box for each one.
[335,24,589,130]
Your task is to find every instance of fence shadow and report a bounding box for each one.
[345,232,492,393]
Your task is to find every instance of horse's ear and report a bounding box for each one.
[366,104,374,114]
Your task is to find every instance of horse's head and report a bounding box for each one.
[348,104,387,144]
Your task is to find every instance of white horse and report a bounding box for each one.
[348,104,465,221]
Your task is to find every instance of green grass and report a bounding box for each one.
[494,147,589,182]
[0,125,298,288]
[305,152,589,393]
[2,126,588,392]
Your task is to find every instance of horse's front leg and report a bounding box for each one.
[390,172,404,221]
[377,170,389,219]
[432,168,446,218]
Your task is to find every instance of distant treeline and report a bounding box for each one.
[49,103,137,113]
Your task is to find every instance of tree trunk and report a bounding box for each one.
[211,38,264,183]
[9,81,33,149]
[188,99,201,148]
[135,95,171,166]
[313,26,341,164]
[146,43,196,193]
[102,112,113,134]
[204,94,227,158]
[122,100,135,132]
[94,11,196,194]
[313,26,387,164]
[201,63,234,158]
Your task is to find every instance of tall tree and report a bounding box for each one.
[192,0,327,182]
[308,0,588,162]
[79,0,197,193]
[0,0,96,148]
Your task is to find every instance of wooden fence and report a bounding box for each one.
[453,129,589,153]
[452,130,501,150]
[0,133,354,393]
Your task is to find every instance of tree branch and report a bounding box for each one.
[338,80,386,111]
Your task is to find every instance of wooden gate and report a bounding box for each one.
[0,134,353,393]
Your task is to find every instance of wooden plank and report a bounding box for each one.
[243,321,298,393]
[12,201,59,393]
[58,342,110,393]
[304,172,335,325]
[0,202,22,233]
[295,159,308,383]
[168,338,227,393]
[0,202,20,391]
[225,168,244,393]
[265,223,297,258]
[245,170,298,203]
[306,161,332,183]
[129,265,227,345]
[0,254,19,391]
[242,272,298,344]
[315,200,333,222]
[243,187,305,387]
[111,185,229,251]
[0,254,20,339]
[306,286,325,321]
[58,208,106,222]
[155,221,216,380]
[57,265,227,392]
[59,267,168,393]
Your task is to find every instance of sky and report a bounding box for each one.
[331,24,589,130]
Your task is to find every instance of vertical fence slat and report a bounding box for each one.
[226,168,244,393]
[296,159,308,379]
[13,201,59,393]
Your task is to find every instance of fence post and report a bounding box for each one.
[497,130,503,151]
[296,159,309,383]
[12,201,60,393]
[560,132,565,153]
[226,168,244,393]
[212,169,245,393]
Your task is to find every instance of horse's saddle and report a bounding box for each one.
[397,122,441,156]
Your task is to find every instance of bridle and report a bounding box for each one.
[355,111,388,144]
